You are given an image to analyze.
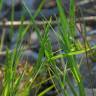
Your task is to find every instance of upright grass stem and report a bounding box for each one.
[56,0,86,96]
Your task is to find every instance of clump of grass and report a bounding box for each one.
[0,0,53,96]
[1,0,94,96]
[46,0,86,96]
